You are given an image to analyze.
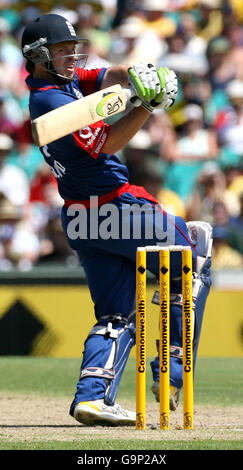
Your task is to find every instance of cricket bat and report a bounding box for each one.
[31,85,133,147]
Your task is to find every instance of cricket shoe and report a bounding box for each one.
[151,382,180,411]
[74,399,136,426]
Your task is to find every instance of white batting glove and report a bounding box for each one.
[150,68,178,110]
[128,63,161,103]
[128,66,177,112]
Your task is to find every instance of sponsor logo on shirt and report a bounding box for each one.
[94,131,107,154]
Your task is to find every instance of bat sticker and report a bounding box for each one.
[96,92,124,117]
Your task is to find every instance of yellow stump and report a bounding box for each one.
[159,249,170,429]
[136,249,146,430]
[182,248,194,430]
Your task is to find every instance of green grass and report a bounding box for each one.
[0,357,242,451]
[194,358,243,406]
[0,440,242,450]
[0,356,79,397]
[0,356,242,406]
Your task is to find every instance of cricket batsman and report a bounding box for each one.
[22,14,213,426]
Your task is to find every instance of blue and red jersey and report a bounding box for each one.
[26,67,131,203]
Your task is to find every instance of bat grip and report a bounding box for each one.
[124,87,133,100]
[124,87,142,107]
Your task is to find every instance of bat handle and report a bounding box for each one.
[124,87,133,100]
[124,87,142,107]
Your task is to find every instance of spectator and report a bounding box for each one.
[29,165,62,209]
[78,28,112,69]
[212,199,233,226]
[212,225,243,270]
[144,109,174,148]
[0,132,29,210]
[159,12,208,77]
[211,199,243,256]
[140,0,177,40]
[0,192,40,271]
[227,163,243,200]
[6,120,47,182]
[206,31,243,93]
[137,156,186,218]
[111,13,167,66]
[25,163,62,251]
[0,16,23,68]
[229,0,243,23]
[181,75,221,127]
[223,13,243,80]
[217,148,243,216]
[186,162,240,223]
[197,0,224,42]
[217,79,243,156]
[38,207,73,264]
[227,192,243,255]
[161,103,219,204]
[0,91,18,136]
[112,0,132,28]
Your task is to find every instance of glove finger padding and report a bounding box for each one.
[151,68,178,109]
[128,63,161,102]
[152,67,168,104]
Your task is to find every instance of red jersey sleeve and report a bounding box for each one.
[72,68,110,157]
[74,67,105,96]
[72,121,110,159]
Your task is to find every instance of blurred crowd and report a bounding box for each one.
[0,0,243,271]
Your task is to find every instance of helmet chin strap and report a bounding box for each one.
[45,63,73,85]
[43,53,88,85]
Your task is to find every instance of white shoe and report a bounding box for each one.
[74,399,136,426]
[151,382,180,411]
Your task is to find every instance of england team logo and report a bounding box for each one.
[66,21,76,36]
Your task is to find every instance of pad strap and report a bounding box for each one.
[89,323,120,339]
[156,339,183,359]
[152,290,196,308]
[80,367,115,380]
[88,313,136,340]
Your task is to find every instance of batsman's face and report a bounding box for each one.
[49,41,78,79]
